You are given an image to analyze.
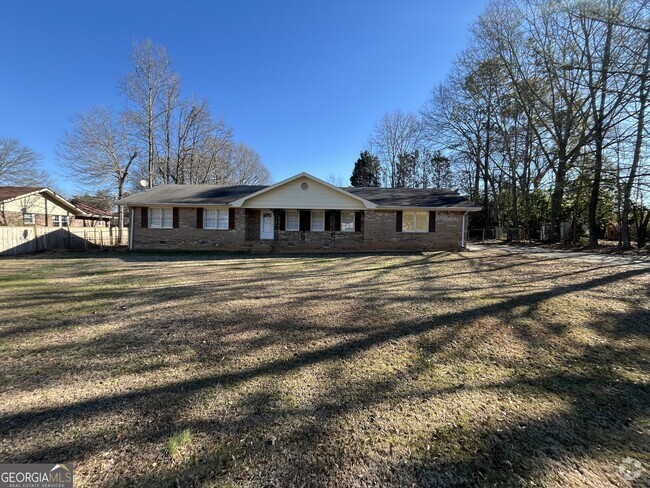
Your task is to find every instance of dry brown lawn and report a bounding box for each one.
[0,248,648,487]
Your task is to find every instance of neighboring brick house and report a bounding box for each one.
[0,186,111,227]
[118,172,480,252]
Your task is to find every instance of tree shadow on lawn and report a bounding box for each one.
[0,261,648,486]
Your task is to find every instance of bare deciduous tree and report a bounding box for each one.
[370,110,422,188]
[57,107,138,239]
[0,137,47,186]
[118,39,175,188]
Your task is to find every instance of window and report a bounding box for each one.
[52,215,69,228]
[311,210,324,231]
[402,211,428,233]
[23,213,35,225]
[341,211,355,232]
[286,210,299,231]
[204,208,229,230]
[149,207,173,229]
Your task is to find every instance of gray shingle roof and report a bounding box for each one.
[118,185,268,206]
[344,187,478,208]
[118,183,478,209]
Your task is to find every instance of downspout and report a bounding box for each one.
[128,207,134,250]
[461,212,467,248]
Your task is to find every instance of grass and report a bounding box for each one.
[0,248,648,487]
[167,429,192,462]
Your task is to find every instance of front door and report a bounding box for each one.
[260,210,274,240]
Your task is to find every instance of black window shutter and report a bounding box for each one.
[334,210,341,231]
[324,210,331,231]
[429,211,436,232]
[196,208,204,229]
[395,210,403,232]
[173,207,180,228]
[355,211,362,232]
[299,210,310,231]
[279,210,286,231]
[229,208,236,229]
[141,207,148,228]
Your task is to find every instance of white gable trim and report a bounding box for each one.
[228,172,378,209]
[1,188,86,216]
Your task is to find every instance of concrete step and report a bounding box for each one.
[249,241,274,255]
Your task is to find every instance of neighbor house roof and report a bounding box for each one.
[0,186,81,214]
[71,200,113,218]
[0,186,44,202]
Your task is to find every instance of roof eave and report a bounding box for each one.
[375,206,482,212]
[0,188,48,205]
[118,202,236,207]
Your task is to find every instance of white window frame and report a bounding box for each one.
[341,211,355,232]
[286,210,299,231]
[23,213,35,225]
[52,215,69,228]
[311,210,325,232]
[402,210,428,233]
[149,207,173,229]
[204,208,229,230]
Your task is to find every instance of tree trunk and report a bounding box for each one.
[117,180,125,245]
[483,113,491,229]
[550,148,568,242]
[511,164,519,230]
[637,209,650,248]
[622,22,650,249]
[588,11,613,248]
[587,134,604,247]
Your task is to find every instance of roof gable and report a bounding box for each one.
[229,173,377,209]
[0,186,82,215]
[0,186,45,202]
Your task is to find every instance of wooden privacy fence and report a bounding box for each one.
[0,226,128,256]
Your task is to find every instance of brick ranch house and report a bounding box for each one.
[118,173,480,252]
[0,186,111,227]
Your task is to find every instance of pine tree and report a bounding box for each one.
[350,151,381,187]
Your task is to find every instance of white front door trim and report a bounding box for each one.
[260,209,274,240]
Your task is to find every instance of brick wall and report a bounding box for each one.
[274,229,365,251]
[245,210,260,241]
[0,210,68,227]
[132,207,249,251]
[130,207,466,252]
[362,210,463,250]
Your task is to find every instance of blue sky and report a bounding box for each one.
[0,0,488,195]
